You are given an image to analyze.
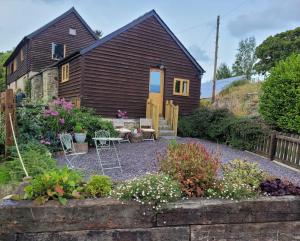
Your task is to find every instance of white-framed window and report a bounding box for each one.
[69,28,77,36]
[52,43,65,60]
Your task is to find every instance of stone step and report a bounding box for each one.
[159,124,172,130]
[159,119,168,126]
[159,129,175,137]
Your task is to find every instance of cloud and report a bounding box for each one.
[228,0,300,37]
[189,45,210,62]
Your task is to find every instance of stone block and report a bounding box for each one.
[74,142,88,153]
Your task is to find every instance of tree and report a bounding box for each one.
[259,54,300,134]
[216,63,232,80]
[94,29,103,39]
[0,50,12,92]
[255,27,300,75]
[232,37,256,80]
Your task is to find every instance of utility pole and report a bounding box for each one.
[212,15,220,103]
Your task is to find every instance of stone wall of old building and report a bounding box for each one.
[42,68,58,102]
[30,68,58,103]
[0,196,299,241]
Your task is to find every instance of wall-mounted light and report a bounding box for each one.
[156,61,165,70]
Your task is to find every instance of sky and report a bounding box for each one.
[0,0,300,82]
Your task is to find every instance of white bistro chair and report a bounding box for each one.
[59,133,86,169]
[112,119,131,143]
[140,118,155,141]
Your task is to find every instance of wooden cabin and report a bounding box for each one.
[4,8,205,121]
[57,10,205,118]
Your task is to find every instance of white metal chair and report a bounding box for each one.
[94,130,122,174]
[140,118,155,141]
[59,133,86,169]
[112,119,131,143]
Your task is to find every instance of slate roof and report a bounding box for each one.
[4,7,98,66]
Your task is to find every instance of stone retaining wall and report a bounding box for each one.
[0,196,299,241]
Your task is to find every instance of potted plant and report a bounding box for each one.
[73,123,87,143]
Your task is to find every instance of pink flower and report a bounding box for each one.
[59,118,65,125]
[50,110,59,116]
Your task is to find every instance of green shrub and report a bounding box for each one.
[227,117,269,150]
[178,107,269,151]
[0,164,11,184]
[0,112,5,146]
[24,167,84,205]
[112,173,181,209]
[5,142,58,182]
[259,54,300,134]
[159,142,220,197]
[85,175,112,197]
[178,107,233,141]
[207,159,267,199]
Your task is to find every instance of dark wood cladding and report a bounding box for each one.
[30,12,96,72]
[6,43,30,84]
[58,57,82,99]
[6,11,96,84]
[80,16,200,117]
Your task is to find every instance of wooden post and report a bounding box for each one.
[146,98,151,118]
[269,132,277,161]
[212,15,220,103]
[173,105,179,136]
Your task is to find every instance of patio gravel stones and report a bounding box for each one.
[56,138,300,185]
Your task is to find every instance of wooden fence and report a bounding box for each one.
[146,98,159,138]
[165,100,179,136]
[0,89,16,156]
[255,132,300,169]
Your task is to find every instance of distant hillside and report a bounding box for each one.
[213,80,262,116]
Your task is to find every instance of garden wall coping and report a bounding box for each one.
[0,196,299,241]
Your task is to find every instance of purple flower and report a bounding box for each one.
[50,110,59,116]
[59,118,65,125]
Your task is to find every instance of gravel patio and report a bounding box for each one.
[56,137,300,185]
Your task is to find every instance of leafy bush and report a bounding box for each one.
[112,173,181,209]
[178,107,269,151]
[259,54,300,134]
[0,164,11,184]
[207,159,267,199]
[85,175,112,197]
[178,107,233,142]
[0,112,5,145]
[17,106,44,144]
[24,167,84,205]
[17,100,115,151]
[159,142,220,197]
[227,117,269,150]
[260,178,300,196]
[5,142,58,182]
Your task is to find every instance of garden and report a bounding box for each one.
[0,54,300,209]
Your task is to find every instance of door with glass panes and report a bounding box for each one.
[148,68,164,114]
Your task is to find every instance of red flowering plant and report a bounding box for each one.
[116,110,128,119]
[158,141,220,197]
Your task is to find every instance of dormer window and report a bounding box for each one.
[69,28,77,36]
[52,43,65,60]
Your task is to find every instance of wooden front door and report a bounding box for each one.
[149,68,164,114]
